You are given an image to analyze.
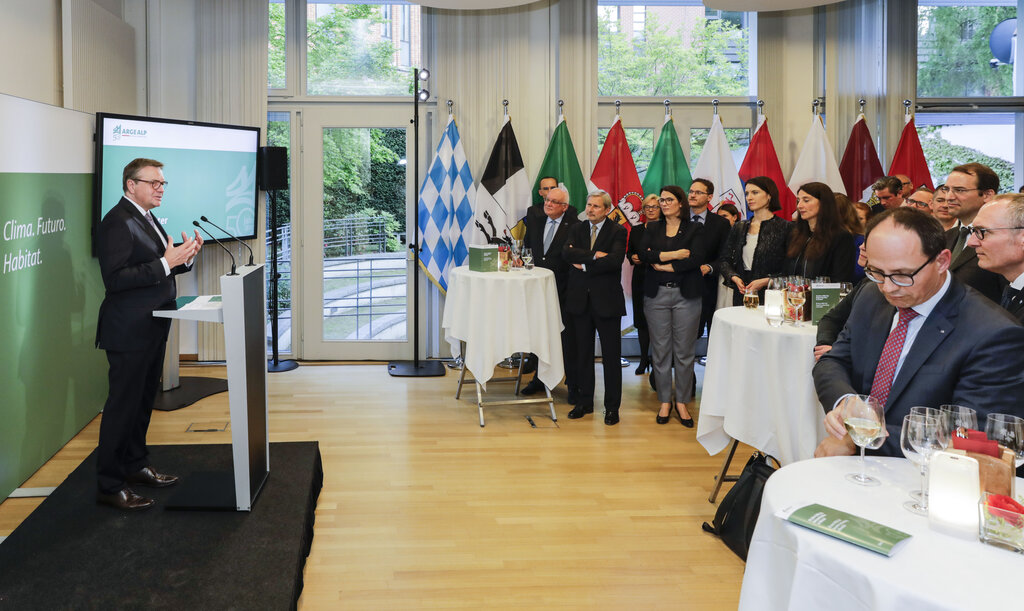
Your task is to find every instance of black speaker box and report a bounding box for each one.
[258,146,288,190]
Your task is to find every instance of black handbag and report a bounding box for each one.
[701,452,778,561]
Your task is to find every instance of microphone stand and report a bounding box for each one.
[201,215,255,266]
[264,189,298,372]
[193,221,236,275]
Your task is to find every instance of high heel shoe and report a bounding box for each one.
[635,356,650,375]
[675,401,694,428]
[656,403,671,425]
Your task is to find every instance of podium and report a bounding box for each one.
[153,265,269,511]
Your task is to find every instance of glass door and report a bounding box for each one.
[298,105,414,360]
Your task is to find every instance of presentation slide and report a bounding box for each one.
[95,114,259,243]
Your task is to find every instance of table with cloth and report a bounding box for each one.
[739,456,1023,611]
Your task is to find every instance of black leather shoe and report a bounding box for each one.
[97,488,155,511]
[567,405,593,419]
[634,357,650,375]
[604,410,620,426]
[675,402,695,428]
[126,466,179,488]
[656,410,670,425]
[519,378,544,396]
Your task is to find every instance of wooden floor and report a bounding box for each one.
[0,361,752,610]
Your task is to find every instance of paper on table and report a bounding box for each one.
[777,503,912,557]
[178,295,223,310]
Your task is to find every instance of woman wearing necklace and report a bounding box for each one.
[783,182,856,282]
[719,176,789,305]
[636,185,706,427]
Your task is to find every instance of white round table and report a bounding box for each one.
[696,306,825,466]
[740,456,1023,611]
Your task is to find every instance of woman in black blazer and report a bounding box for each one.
[628,194,662,375]
[637,185,705,427]
[783,182,856,282]
[719,176,789,305]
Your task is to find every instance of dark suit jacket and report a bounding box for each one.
[945,226,1007,304]
[694,211,731,280]
[636,219,705,299]
[95,197,190,352]
[783,230,856,282]
[524,211,577,299]
[562,219,627,318]
[1005,290,1024,323]
[813,277,1024,456]
[719,215,790,287]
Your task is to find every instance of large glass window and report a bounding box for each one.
[917,2,1017,97]
[269,1,287,89]
[917,113,1016,190]
[597,1,754,97]
[597,127,655,178]
[306,2,421,96]
[690,127,750,171]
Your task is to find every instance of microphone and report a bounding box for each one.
[193,220,237,275]
[200,215,254,266]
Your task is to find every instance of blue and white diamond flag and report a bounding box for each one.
[418,115,475,293]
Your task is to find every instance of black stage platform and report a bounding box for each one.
[0,442,322,609]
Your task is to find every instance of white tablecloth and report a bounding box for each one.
[740,457,1023,611]
[696,306,825,465]
[441,266,564,391]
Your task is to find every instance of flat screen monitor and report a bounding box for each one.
[94,112,260,246]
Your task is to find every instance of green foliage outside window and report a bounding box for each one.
[917,6,1015,97]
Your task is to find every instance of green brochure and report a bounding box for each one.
[468,245,499,272]
[781,503,912,557]
[811,283,841,325]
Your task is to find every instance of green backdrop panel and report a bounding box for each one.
[0,172,107,499]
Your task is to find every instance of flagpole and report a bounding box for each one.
[389,67,445,377]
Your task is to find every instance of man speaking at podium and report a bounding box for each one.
[94,158,203,510]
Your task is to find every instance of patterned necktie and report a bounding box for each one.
[692,214,703,225]
[951,226,970,261]
[869,308,920,408]
[543,219,556,254]
[145,211,162,241]
[590,223,598,249]
[1002,286,1021,309]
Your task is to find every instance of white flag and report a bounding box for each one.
[788,114,846,197]
[473,116,531,245]
[692,114,746,216]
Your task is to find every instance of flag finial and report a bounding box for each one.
[757,99,764,116]
[712,99,719,115]
[903,99,912,116]
[502,99,508,117]
[557,99,564,119]
[858,98,866,114]
[447,99,453,116]
[614,99,621,117]
[664,99,671,117]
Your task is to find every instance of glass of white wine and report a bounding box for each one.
[838,394,885,486]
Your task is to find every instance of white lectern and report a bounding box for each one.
[153,265,269,511]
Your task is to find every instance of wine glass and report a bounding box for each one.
[986,413,1024,468]
[522,248,534,270]
[940,404,978,439]
[838,394,885,486]
[510,239,523,270]
[769,276,785,291]
[786,288,806,327]
[905,407,945,501]
[839,282,853,299]
[907,413,948,515]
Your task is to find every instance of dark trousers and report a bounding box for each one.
[573,310,622,410]
[96,339,165,494]
[697,281,718,337]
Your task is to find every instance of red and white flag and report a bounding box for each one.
[839,114,884,201]
[590,116,644,229]
[738,115,795,219]
[888,116,934,191]
[692,114,746,215]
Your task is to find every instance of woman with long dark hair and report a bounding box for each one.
[719,176,789,306]
[783,182,856,282]
[628,194,661,375]
[637,185,705,427]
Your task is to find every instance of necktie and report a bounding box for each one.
[1002,286,1021,309]
[145,211,162,241]
[869,308,920,408]
[692,215,703,225]
[543,219,556,254]
[951,226,970,261]
[590,223,598,249]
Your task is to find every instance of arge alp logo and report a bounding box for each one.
[111,124,147,142]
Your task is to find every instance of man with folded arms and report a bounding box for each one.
[520,186,579,400]
[944,162,1007,303]
[966,194,1024,323]
[813,208,1024,458]
[95,158,202,510]
[562,191,627,425]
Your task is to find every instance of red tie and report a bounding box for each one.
[869,307,919,408]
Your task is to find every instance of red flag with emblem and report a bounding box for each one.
[590,117,644,229]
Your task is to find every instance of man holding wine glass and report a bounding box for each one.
[813,207,1024,458]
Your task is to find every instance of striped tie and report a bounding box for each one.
[869,308,919,408]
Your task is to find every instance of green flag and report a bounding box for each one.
[641,117,692,198]
[531,118,587,213]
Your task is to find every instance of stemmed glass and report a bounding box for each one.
[906,413,951,515]
[940,404,978,439]
[510,239,524,270]
[838,394,885,486]
[986,413,1024,468]
[786,286,806,327]
[903,406,945,501]
[522,248,534,270]
[839,282,853,299]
